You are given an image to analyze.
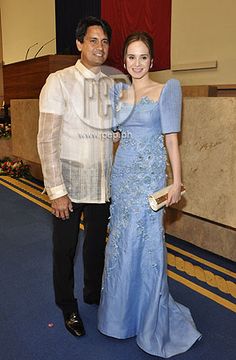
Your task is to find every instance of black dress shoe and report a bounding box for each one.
[83,296,100,305]
[64,312,85,337]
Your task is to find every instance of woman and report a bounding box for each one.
[98,32,201,358]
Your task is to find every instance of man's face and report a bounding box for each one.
[76,25,109,71]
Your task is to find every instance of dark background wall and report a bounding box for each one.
[55,0,171,71]
[55,0,100,55]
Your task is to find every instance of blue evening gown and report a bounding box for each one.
[98,79,201,358]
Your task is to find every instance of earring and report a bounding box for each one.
[150,62,153,69]
[123,63,126,69]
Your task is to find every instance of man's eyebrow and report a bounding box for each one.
[87,36,108,40]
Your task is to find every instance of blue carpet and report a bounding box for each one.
[0,183,235,360]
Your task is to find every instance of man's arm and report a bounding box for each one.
[37,74,73,219]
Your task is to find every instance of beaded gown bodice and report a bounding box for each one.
[112,95,167,196]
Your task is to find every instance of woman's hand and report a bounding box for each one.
[113,131,121,143]
[166,183,182,207]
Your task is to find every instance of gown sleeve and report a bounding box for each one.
[160,79,182,134]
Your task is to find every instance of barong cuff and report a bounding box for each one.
[46,184,68,200]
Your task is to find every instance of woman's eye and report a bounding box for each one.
[128,56,134,60]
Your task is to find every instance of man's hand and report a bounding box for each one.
[51,195,73,220]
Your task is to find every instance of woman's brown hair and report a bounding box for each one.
[123,31,154,61]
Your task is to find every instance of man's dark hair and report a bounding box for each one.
[76,16,112,44]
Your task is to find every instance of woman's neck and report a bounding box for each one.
[132,75,152,92]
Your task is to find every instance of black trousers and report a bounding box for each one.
[52,202,109,316]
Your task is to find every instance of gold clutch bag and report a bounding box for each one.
[148,185,186,211]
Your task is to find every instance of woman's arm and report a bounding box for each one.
[165,133,182,206]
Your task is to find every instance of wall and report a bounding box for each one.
[0,0,56,64]
[151,0,236,85]
[1,1,236,85]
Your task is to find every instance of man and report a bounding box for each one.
[37,16,113,337]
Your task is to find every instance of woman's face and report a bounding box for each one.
[125,40,152,79]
